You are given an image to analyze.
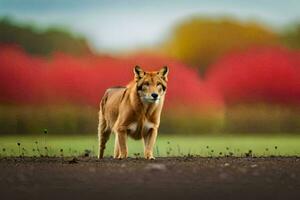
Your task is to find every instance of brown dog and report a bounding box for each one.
[97,65,169,159]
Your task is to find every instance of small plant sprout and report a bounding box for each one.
[11,149,16,157]
[274,146,279,156]
[35,141,41,156]
[188,148,192,156]
[2,148,6,156]
[133,152,140,159]
[156,145,160,157]
[166,146,173,156]
[209,149,214,157]
[165,141,173,156]
[44,146,49,157]
[57,149,64,161]
[92,146,95,157]
[83,149,91,157]
[245,150,252,157]
[166,148,170,156]
[22,147,26,157]
[17,142,21,157]
[43,128,48,148]
[59,149,64,163]
[69,148,72,156]
[177,144,181,155]
[32,148,36,157]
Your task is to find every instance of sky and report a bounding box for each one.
[0,0,300,53]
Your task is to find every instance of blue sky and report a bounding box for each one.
[0,0,299,52]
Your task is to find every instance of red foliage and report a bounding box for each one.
[0,44,44,104]
[2,45,299,110]
[206,47,300,105]
[0,45,223,112]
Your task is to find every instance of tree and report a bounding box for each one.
[281,23,300,49]
[0,18,92,56]
[163,17,279,75]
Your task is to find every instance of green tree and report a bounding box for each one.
[281,23,300,49]
[0,18,92,56]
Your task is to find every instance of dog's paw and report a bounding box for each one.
[145,155,155,160]
[117,154,128,159]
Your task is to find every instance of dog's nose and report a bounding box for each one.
[151,93,158,99]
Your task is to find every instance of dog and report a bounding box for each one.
[97,65,169,159]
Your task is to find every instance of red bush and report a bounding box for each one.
[0,45,223,112]
[206,47,300,105]
[2,45,298,110]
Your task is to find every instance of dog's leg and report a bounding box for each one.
[115,127,128,159]
[99,130,110,159]
[113,135,120,158]
[143,128,158,160]
[98,112,110,159]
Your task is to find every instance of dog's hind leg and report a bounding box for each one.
[98,110,111,159]
[113,135,120,158]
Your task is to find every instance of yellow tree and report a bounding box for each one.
[162,17,279,74]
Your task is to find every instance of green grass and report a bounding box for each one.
[0,135,300,157]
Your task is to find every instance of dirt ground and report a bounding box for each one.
[0,157,299,200]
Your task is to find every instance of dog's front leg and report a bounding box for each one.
[115,127,128,159]
[143,128,158,160]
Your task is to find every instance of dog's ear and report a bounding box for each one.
[134,65,145,80]
[158,66,169,81]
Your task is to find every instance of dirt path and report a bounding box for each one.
[0,157,299,200]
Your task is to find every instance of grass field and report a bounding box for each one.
[0,135,300,157]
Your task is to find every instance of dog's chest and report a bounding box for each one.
[127,120,155,139]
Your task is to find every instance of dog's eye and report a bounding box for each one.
[144,82,149,86]
[158,87,162,93]
[142,84,149,91]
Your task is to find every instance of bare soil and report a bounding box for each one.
[0,157,299,200]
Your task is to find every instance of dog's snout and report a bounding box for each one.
[151,93,158,99]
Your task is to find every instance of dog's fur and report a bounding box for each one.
[98,65,169,159]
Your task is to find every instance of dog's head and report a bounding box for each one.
[134,65,169,104]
